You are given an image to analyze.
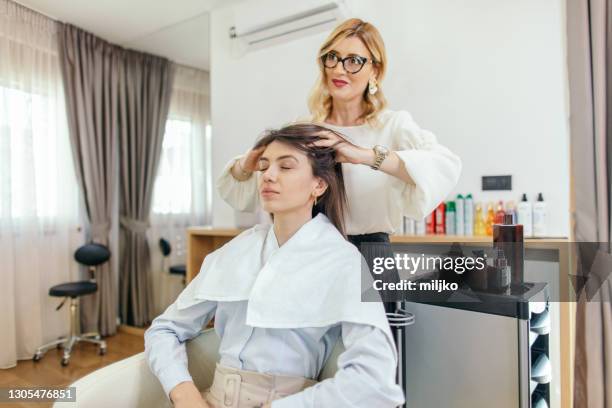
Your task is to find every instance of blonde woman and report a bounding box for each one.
[219,18,461,270]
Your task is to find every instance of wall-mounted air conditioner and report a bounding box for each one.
[229,0,348,51]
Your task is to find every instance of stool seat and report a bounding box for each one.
[169,264,186,276]
[35,242,109,367]
[49,281,98,298]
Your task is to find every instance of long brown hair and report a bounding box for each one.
[253,123,348,236]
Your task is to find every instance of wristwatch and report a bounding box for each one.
[371,145,390,170]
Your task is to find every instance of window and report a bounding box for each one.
[0,85,73,220]
[152,118,195,215]
[151,65,210,223]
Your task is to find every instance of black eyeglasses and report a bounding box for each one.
[320,52,376,74]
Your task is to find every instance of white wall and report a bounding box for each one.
[210,0,570,237]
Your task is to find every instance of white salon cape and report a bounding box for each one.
[217,109,462,235]
[145,213,405,407]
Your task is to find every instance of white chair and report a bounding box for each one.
[53,328,344,408]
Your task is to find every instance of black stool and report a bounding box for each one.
[159,238,186,285]
[33,243,110,366]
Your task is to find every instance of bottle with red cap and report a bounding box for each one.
[435,202,446,235]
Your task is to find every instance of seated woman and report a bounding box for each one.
[144,123,405,408]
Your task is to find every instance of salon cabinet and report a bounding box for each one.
[401,285,552,407]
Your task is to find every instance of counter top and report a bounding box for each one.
[188,226,568,243]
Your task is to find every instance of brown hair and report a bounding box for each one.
[253,123,348,236]
[308,18,388,126]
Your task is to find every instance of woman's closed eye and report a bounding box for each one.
[256,161,295,171]
[257,160,268,171]
[279,161,295,170]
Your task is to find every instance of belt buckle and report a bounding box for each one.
[223,373,242,408]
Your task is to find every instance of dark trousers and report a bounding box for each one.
[347,232,399,314]
[348,232,406,406]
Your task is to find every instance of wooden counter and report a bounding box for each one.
[187,227,569,285]
[186,227,242,283]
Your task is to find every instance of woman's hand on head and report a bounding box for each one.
[169,381,210,408]
[231,146,266,181]
[309,129,372,165]
[240,145,266,173]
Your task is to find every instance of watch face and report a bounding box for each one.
[375,145,389,155]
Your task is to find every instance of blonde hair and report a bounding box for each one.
[308,18,388,126]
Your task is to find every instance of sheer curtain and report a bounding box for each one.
[0,0,81,368]
[149,65,210,315]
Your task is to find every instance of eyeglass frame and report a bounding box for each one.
[320,52,378,74]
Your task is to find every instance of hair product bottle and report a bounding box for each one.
[435,202,446,235]
[465,194,474,236]
[494,200,505,224]
[403,217,415,235]
[485,202,495,236]
[490,247,511,293]
[493,213,524,286]
[445,201,456,235]
[426,211,436,234]
[533,193,548,237]
[474,202,485,236]
[455,194,465,236]
[505,200,517,224]
[416,218,426,235]
[517,193,533,237]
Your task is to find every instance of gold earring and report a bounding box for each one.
[368,77,378,95]
[313,193,318,206]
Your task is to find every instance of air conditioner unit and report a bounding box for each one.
[229,0,348,50]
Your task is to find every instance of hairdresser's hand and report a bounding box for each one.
[240,146,266,172]
[231,146,266,181]
[169,381,210,408]
[309,129,373,165]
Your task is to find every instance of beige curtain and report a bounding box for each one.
[567,0,612,407]
[118,52,175,327]
[58,24,121,336]
[58,23,175,331]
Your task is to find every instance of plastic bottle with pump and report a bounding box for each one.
[517,193,533,237]
[533,193,548,237]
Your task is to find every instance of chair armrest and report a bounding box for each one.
[53,352,169,408]
[53,329,221,408]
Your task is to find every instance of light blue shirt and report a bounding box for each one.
[144,227,405,407]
